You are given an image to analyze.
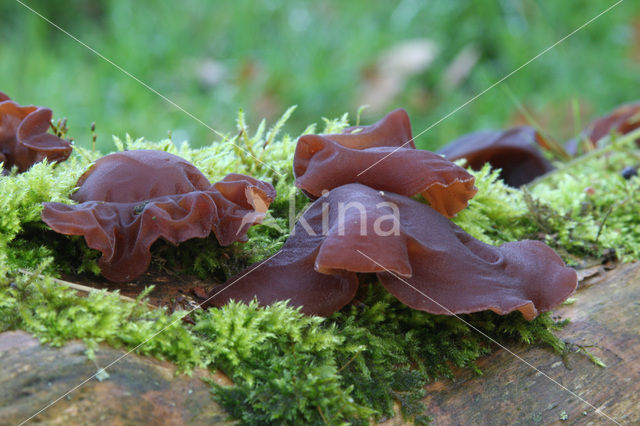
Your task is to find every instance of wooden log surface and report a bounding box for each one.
[0,331,230,425]
[2,262,639,425]
[416,261,640,426]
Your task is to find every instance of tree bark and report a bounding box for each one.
[3,262,639,424]
[419,262,640,425]
[0,331,230,425]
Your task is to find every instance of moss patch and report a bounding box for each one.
[455,128,640,265]
[2,111,636,424]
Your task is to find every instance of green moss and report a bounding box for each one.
[0,157,90,278]
[452,129,640,265]
[1,272,201,366]
[331,283,566,423]
[527,131,640,262]
[1,269,568,425]
[452,163,535,245]
[194,301,371,424]
[3,110,632,424]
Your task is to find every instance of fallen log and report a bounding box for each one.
[2,262,638,424]
[0,331,230,425]
[419,261,640,425]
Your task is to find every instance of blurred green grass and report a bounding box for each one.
[1,0,639,152]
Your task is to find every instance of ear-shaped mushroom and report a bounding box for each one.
[203,183,410,316]
[566,102,640,155]
[41,150,275,282]
[586,102,640,144]
[373,189,576,320]
[204,238,360,317]
[205,183,576,320]
[438,126,553,187]
[584,102,640,147]
[0,91,72,173]
[294,109,477,218]
[325,108,416,149]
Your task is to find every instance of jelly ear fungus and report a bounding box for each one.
[41,150,275,282]
[205,184,577,320]
[438,126,553,187]
[0,91,72,173]
[294,108,477,218]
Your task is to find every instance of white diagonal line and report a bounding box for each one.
[13,0,284,178]
[12,2,287,423]
[356,249,620,425]
[356,0,625,177]
[18,251,281,425]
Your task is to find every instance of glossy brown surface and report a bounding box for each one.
[0,91,72,173]
[206,184,576,320]
[294,109,477,218]
[203,186,361,317]
[587,102,640,143]
[42,150,275,282]
[438,126,553,187]
[376,189,576,320]
[566,102,640,155]
[325,108,416,149]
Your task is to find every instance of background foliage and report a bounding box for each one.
[1,0,640,152]
[2,1,639,423]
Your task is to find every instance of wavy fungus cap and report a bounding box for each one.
[586,101,640,144]
[438,126,553,187]
[0,91,72,173]
[294,109,477,218]
[41,150,276,282]
[565,102,640,155]
[205,183,576,320]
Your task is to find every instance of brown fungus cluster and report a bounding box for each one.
[42,150,275,282]
[0,91,72,173]
[436,101,640,164]
[38,108,576,319]
[294,109,477,218]
[566,101,640,155]
[204,183,576,320]
[206,110,577,320]
[438,126,553,187]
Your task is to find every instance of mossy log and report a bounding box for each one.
[2,262,639,425]
[415,261,640,425]
[0,331,231,425]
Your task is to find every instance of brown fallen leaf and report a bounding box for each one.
[441,45,480,90]
[191,286,208,300]
[358,39,438,112]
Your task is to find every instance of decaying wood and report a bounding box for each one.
[0,331,231,425]
[60,269,218,311]
[19,267,216,312]
[4,263,640,424]
[416,261,640,425]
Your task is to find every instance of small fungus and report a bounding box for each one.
[294,109,477,218]
[438,126,553,187]
[0,91,72,173]
[567,102,640,154]
[205,183,576,320]
[41,150,275,282]
[583,101,640,145]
